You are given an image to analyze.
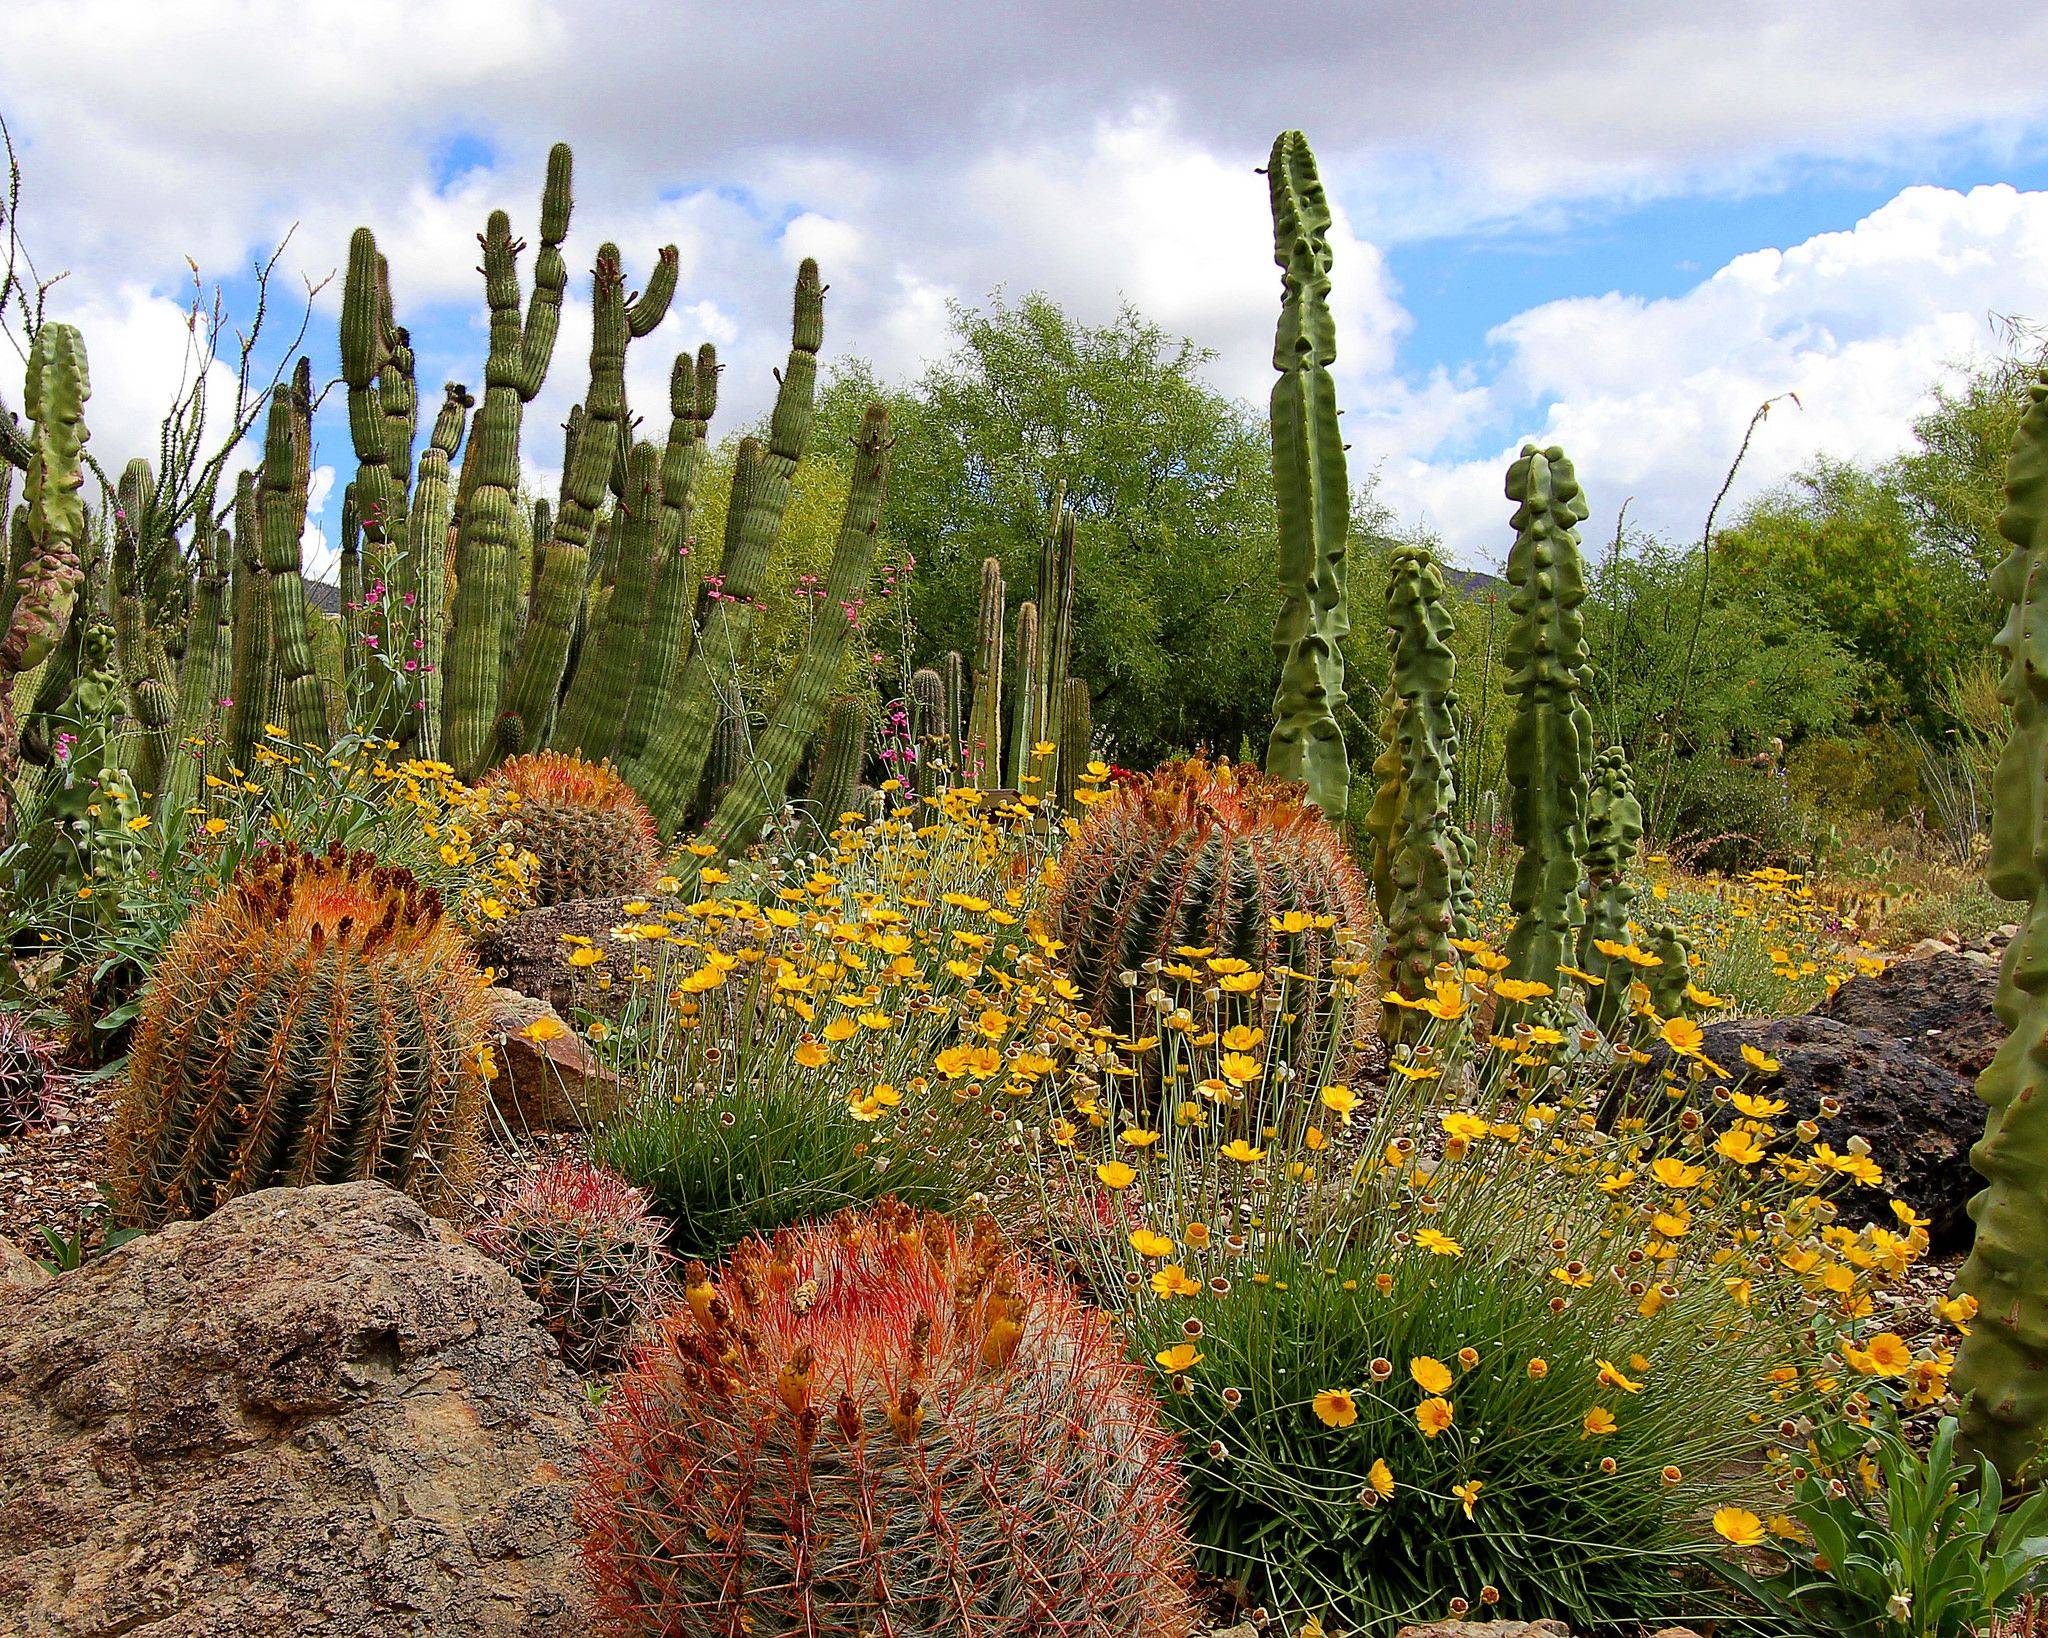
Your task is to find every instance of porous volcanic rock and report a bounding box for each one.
[1820,949,2002,1081]
[475,894,647,1017]
[0,1181,592,1635]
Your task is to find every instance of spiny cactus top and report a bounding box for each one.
[481,750,661,907]
[580,1199,1203,1637]
[108,841,493,1229]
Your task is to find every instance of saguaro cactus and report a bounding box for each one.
[1499,443,1594,1014]
[1578,746,1646,1031]
[1262,130,1350,823]
[1366,544,1470,1039]
[1953,365,2048,1484]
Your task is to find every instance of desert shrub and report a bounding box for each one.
[1025,931,1958,1633]
[1664,759,1816,874]
[473,1160,671,1374]
[579,1200,1205,1637]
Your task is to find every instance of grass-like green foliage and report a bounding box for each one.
[579,1201,1206,1638]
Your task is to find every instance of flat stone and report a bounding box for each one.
[486,987,621,1133]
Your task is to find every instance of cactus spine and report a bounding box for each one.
[1262,130,1350,823]
[966,557,1005,787]
[107,842,493,1229]
[1952,365,2048,1483]
[1499,443,1594,1014]
[1367,545,1470,1039]
[1578,747,1646,1031]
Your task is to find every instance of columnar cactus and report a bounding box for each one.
[472,1160,669,1374]
[1047,757,1372,1089]
[481,750,661,907]
[1262,131,1350,823]
[107,842,493,1229]
[1953,365,2048,1484]
[579,1201,1203,1637]
[909,665,948,799]
[805,695,868,832]
[1005,598,1041,788]
[1057,675,1092,813]
[1499,443,1595,1016]
[966,555,1005,787]
[1578,747,1646,1031]
[1365,545,1471,1040]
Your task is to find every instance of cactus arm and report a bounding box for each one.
[625,244,680,338]
[2,323,90,678]
[966,558,1005,788]
[1261,130,1350,822]
[1499,443,1594,1014]
[690,404,891,864]
[631,261,822,834]
[1953,367,2048,1484]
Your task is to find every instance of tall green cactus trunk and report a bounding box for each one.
[1006,599,1040,789]
[910,666,948,801]
[1262,130,1350,823]
[966,558,1004,788]
[1499,443,1595,1018]
[805,695,867,836]
[1056,676,1091,813]
[159,521,233,821]
[408,384,469,754]
[1578,746,1646,1032]
[1953,366,2048,1485]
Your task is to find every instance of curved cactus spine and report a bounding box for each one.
[1006,599,1041,790]
[966,557,1005,787]
[442,143,573,777]
[691,405,891,863]
[1952,365,2048,1483]
[1262,130,1350,823]
[805,695,868,834]
[1578,747,1646,1030]
[1057,675,1091,813]
[617,344,718,771]
[1369,545,1468,1040]
[910,665,947,800]
[1499,442,1594,1017]
[632,261,823,834]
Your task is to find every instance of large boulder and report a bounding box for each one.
[0,1182,593,1635]
[1820,949,2002,1081]
[1668,1014,1984,1251]
[485,986,621,1132]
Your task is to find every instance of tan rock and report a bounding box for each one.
[0,1181,592,1634]
[486,986,621,1132]
[0,1236,49,1291]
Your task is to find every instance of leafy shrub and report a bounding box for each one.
[579,1199,1205,1637]
[472,1160,671,1373]
[1665,758,1816,874]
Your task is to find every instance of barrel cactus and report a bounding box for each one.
[472,1160,670,1374]
[0,1011,57,1138]
[1046,756,1372,1086]
[579,1200,1203,1637]
[107,841,493,1229]
[481,750,661,907]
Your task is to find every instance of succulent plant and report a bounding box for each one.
[472,1159,669,1374]
[579,1199,1203,1637]
[0,1011,58,1138]
[107,841,493,1229]
[1046,756,1372,1088]
[482,750,661,907]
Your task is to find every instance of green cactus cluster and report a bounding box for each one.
[1577,747,1646,1030]
[106,841,494,1229]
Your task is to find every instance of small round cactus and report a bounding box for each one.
[1046,755,1373,1086]
[580,1199,1203,1637]
[0,1011,58,1137]
[108,841,493,1229]
[472,1160,670,1374]
[482,751,661,907]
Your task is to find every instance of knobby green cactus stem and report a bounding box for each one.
[2,323,90,678]
[1644,921,1694,1020]
[442,143,573,777]
[1579,746,1646,1032]
[1368,545,1469,1041]
[967,557,1005,788]
[1500,443,1594,1018]
[1953,365,2048,1485]
[691,405,891,865]
[1262,130,1350,823]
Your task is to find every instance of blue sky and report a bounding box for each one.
[4,1,2048,569]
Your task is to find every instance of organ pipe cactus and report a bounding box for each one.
[1262,130,1350,823]
[966,555,1005,787]
[1366,544,1470,1040]
[1578,746,1646,1031]
[1952,364,2048,1484]
[909,665,948,799]
[1499,442,1595,1016]
[1057,675,1092,813]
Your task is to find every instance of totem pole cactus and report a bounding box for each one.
[966,556,1005,787]
[1952,365,2048,1484]
[1262,130,1350,823]
[1366,544,1470,1040]
[1643,921,1694,1020]
[1499,443,1594,1016]
[1578,746,1646,1031]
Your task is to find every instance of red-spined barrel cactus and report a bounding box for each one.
[107,841,493,1229]
[1046,756,1372,1084]
[473,1160,670,1374]
[0,1011,58,1138]
[482,750,661,906]
[579,1200,1203,1637]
